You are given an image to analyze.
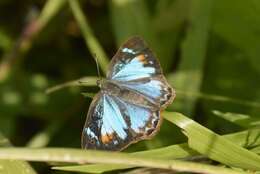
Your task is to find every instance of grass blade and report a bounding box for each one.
[109,0,178,70]
[0,147,249,174]
[45,76,98,94]
[169,0,213,114]
[164,112,260,170]
[109,0,155,46]
[213,110,260,128]
[68,0,109,73]
[0,133,36,174]
[53,126,260,173]
[176,90,260,108]
[0,0,66,81]
[38,0,66,29]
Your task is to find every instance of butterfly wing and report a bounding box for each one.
[107,36,175,108]
[81,92,160,151]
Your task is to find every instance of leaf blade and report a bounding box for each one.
[164,112,260,170]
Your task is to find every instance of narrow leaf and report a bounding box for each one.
[53,126,260,173]
[169,0,212,114]
[0,133,36,174]
[164,112,260,170]
[213,110,260,128]
[0,148,249,174]
[45,76,98,94]
[68,0,110,73]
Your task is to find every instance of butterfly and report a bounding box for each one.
[81,36,175,151]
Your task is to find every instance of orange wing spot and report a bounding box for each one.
[137,54,148,64]
[101,133,114,144]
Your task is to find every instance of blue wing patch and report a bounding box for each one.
[111,54,156,81]
[119,77,174,108]
[112,95,159,136]
[102,95,127,140]
[107,37,162,81]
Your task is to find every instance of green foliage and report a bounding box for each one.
[0,133,36,174]
[0,0,260,173]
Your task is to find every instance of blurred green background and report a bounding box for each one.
[0,0,260,173]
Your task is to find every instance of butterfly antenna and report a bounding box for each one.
[94,54,102,87]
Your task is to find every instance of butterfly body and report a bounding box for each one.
[82,37,175,151]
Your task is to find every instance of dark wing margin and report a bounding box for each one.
[81,92,103,150]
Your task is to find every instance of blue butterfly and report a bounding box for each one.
[81,36,175,151]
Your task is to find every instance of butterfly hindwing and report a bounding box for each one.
[81,92,160,151]
[118,76,174,108]
[82,92,127,150]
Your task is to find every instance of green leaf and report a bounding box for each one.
[176,90,260,108]
[0,147,249,174]
[55,143,196,173]
[68,0,110,73]
[45,76,98,94]
[213,110,260,128]
[168,0,213,115]
[109,0,168,68]
[0,133,36,174]
[109,0,183,71]
[109,0,155,46]
[81,92,96,98]
[211,0,260,74]
[153,0,188,71]
[27,119,64,148]
[164,112,260,170]
[0,0,66,81]
[38,0,67,29]
[53,124,260,173]
[0,29,12,51]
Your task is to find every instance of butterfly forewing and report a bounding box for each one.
[107,37,161,81]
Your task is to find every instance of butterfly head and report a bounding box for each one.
[96,78,110,90]
[96,78,103,88]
